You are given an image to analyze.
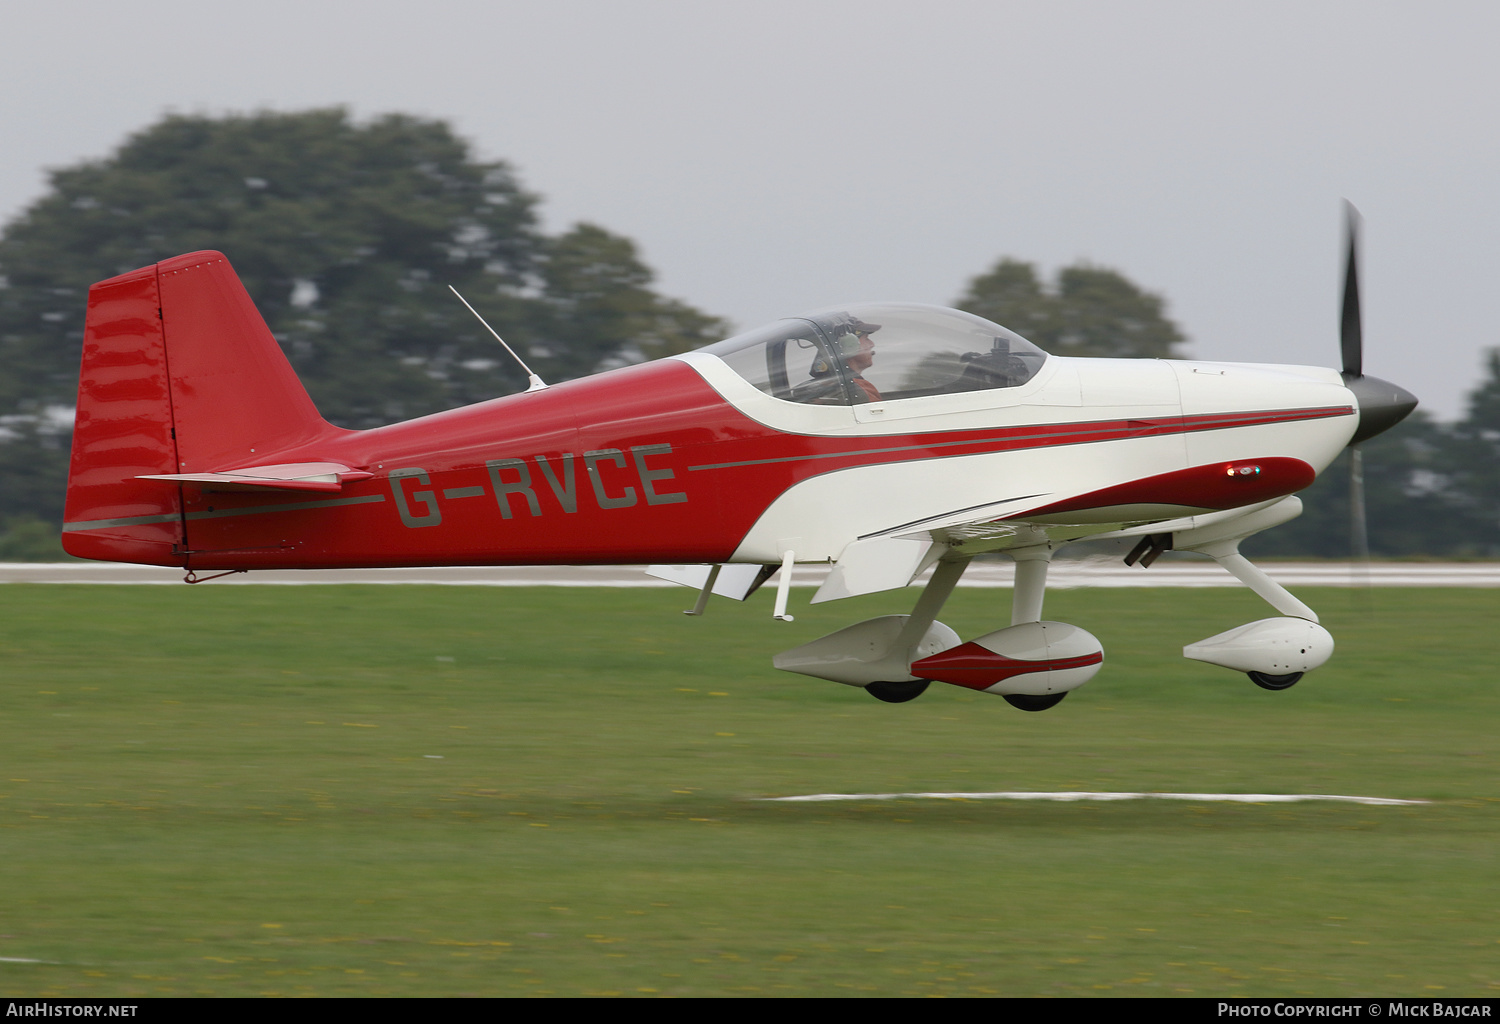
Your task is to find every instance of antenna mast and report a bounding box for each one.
[448,286,548,392]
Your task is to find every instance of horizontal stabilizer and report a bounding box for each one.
[137,462,372,493]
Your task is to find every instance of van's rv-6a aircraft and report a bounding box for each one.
[62,220,1416,710]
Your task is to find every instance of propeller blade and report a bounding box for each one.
[1349,445,1371,591]
[1341,200,1363,379]
[1337,202,1399,593]
[1349,446,1369,561]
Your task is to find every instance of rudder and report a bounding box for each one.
[62,263,181,564]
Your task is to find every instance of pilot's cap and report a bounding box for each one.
[830,318,882,355]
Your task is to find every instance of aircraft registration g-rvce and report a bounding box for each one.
[62,209,1416,710]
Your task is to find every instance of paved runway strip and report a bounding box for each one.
[4,559,1500,587]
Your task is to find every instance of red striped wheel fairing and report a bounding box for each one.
[911,643,1106,690]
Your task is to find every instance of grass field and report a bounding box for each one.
[0,581,1496,997]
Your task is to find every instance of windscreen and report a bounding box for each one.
[700,303,1046,406]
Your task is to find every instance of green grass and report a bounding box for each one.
[0,582,1496,997]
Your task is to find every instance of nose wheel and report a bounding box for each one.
[1247,671,1303,691]
[864,679,931,703]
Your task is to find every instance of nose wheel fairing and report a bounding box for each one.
[1183,618,1332,677]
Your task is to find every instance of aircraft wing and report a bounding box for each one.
[809,492,1050,604]
[814,458,1314,603]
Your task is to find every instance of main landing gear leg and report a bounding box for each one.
[864,556,971,704]
[896,556,971,649]
[910,543,1100,711]
[1002,545,1069,710]
[1009,544,1054,625]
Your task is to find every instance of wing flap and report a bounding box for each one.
[645,563,772,601]
[811,537,935,603]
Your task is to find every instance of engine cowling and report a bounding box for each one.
[910,621,1104,697]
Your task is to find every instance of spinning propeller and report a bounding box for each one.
[1338,202,1418,562]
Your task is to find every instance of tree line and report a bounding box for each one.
[0,109,1491,559]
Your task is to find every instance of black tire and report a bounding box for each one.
[1003,692,1067,712]
[864,679,931,704]
[1248,671,1303,691]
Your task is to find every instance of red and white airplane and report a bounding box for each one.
[61,223,1415,710]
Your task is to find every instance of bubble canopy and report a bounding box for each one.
[697,303,1047,406]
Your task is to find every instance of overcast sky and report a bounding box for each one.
[3,0,1494,418]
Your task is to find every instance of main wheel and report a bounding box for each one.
[1248,671,1303,691]
[1003,692,1067,712]
[864,679,931,704]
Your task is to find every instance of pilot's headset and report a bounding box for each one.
[809,316,863,376]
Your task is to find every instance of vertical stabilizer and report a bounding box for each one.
[156,252,330,471]
[63,251,343,564]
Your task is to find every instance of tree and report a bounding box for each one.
[1240,351,1500,560]
[955,257,1186,358]
[1423,349,1500,554]
[1241,411,1490,559]
[0,109,730,535]
[537,223,730,379]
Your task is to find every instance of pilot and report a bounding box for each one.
[804,319,882,403]
[841,320,882,402]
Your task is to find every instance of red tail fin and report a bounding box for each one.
[62,251,341,564]
[156,252,330,469]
